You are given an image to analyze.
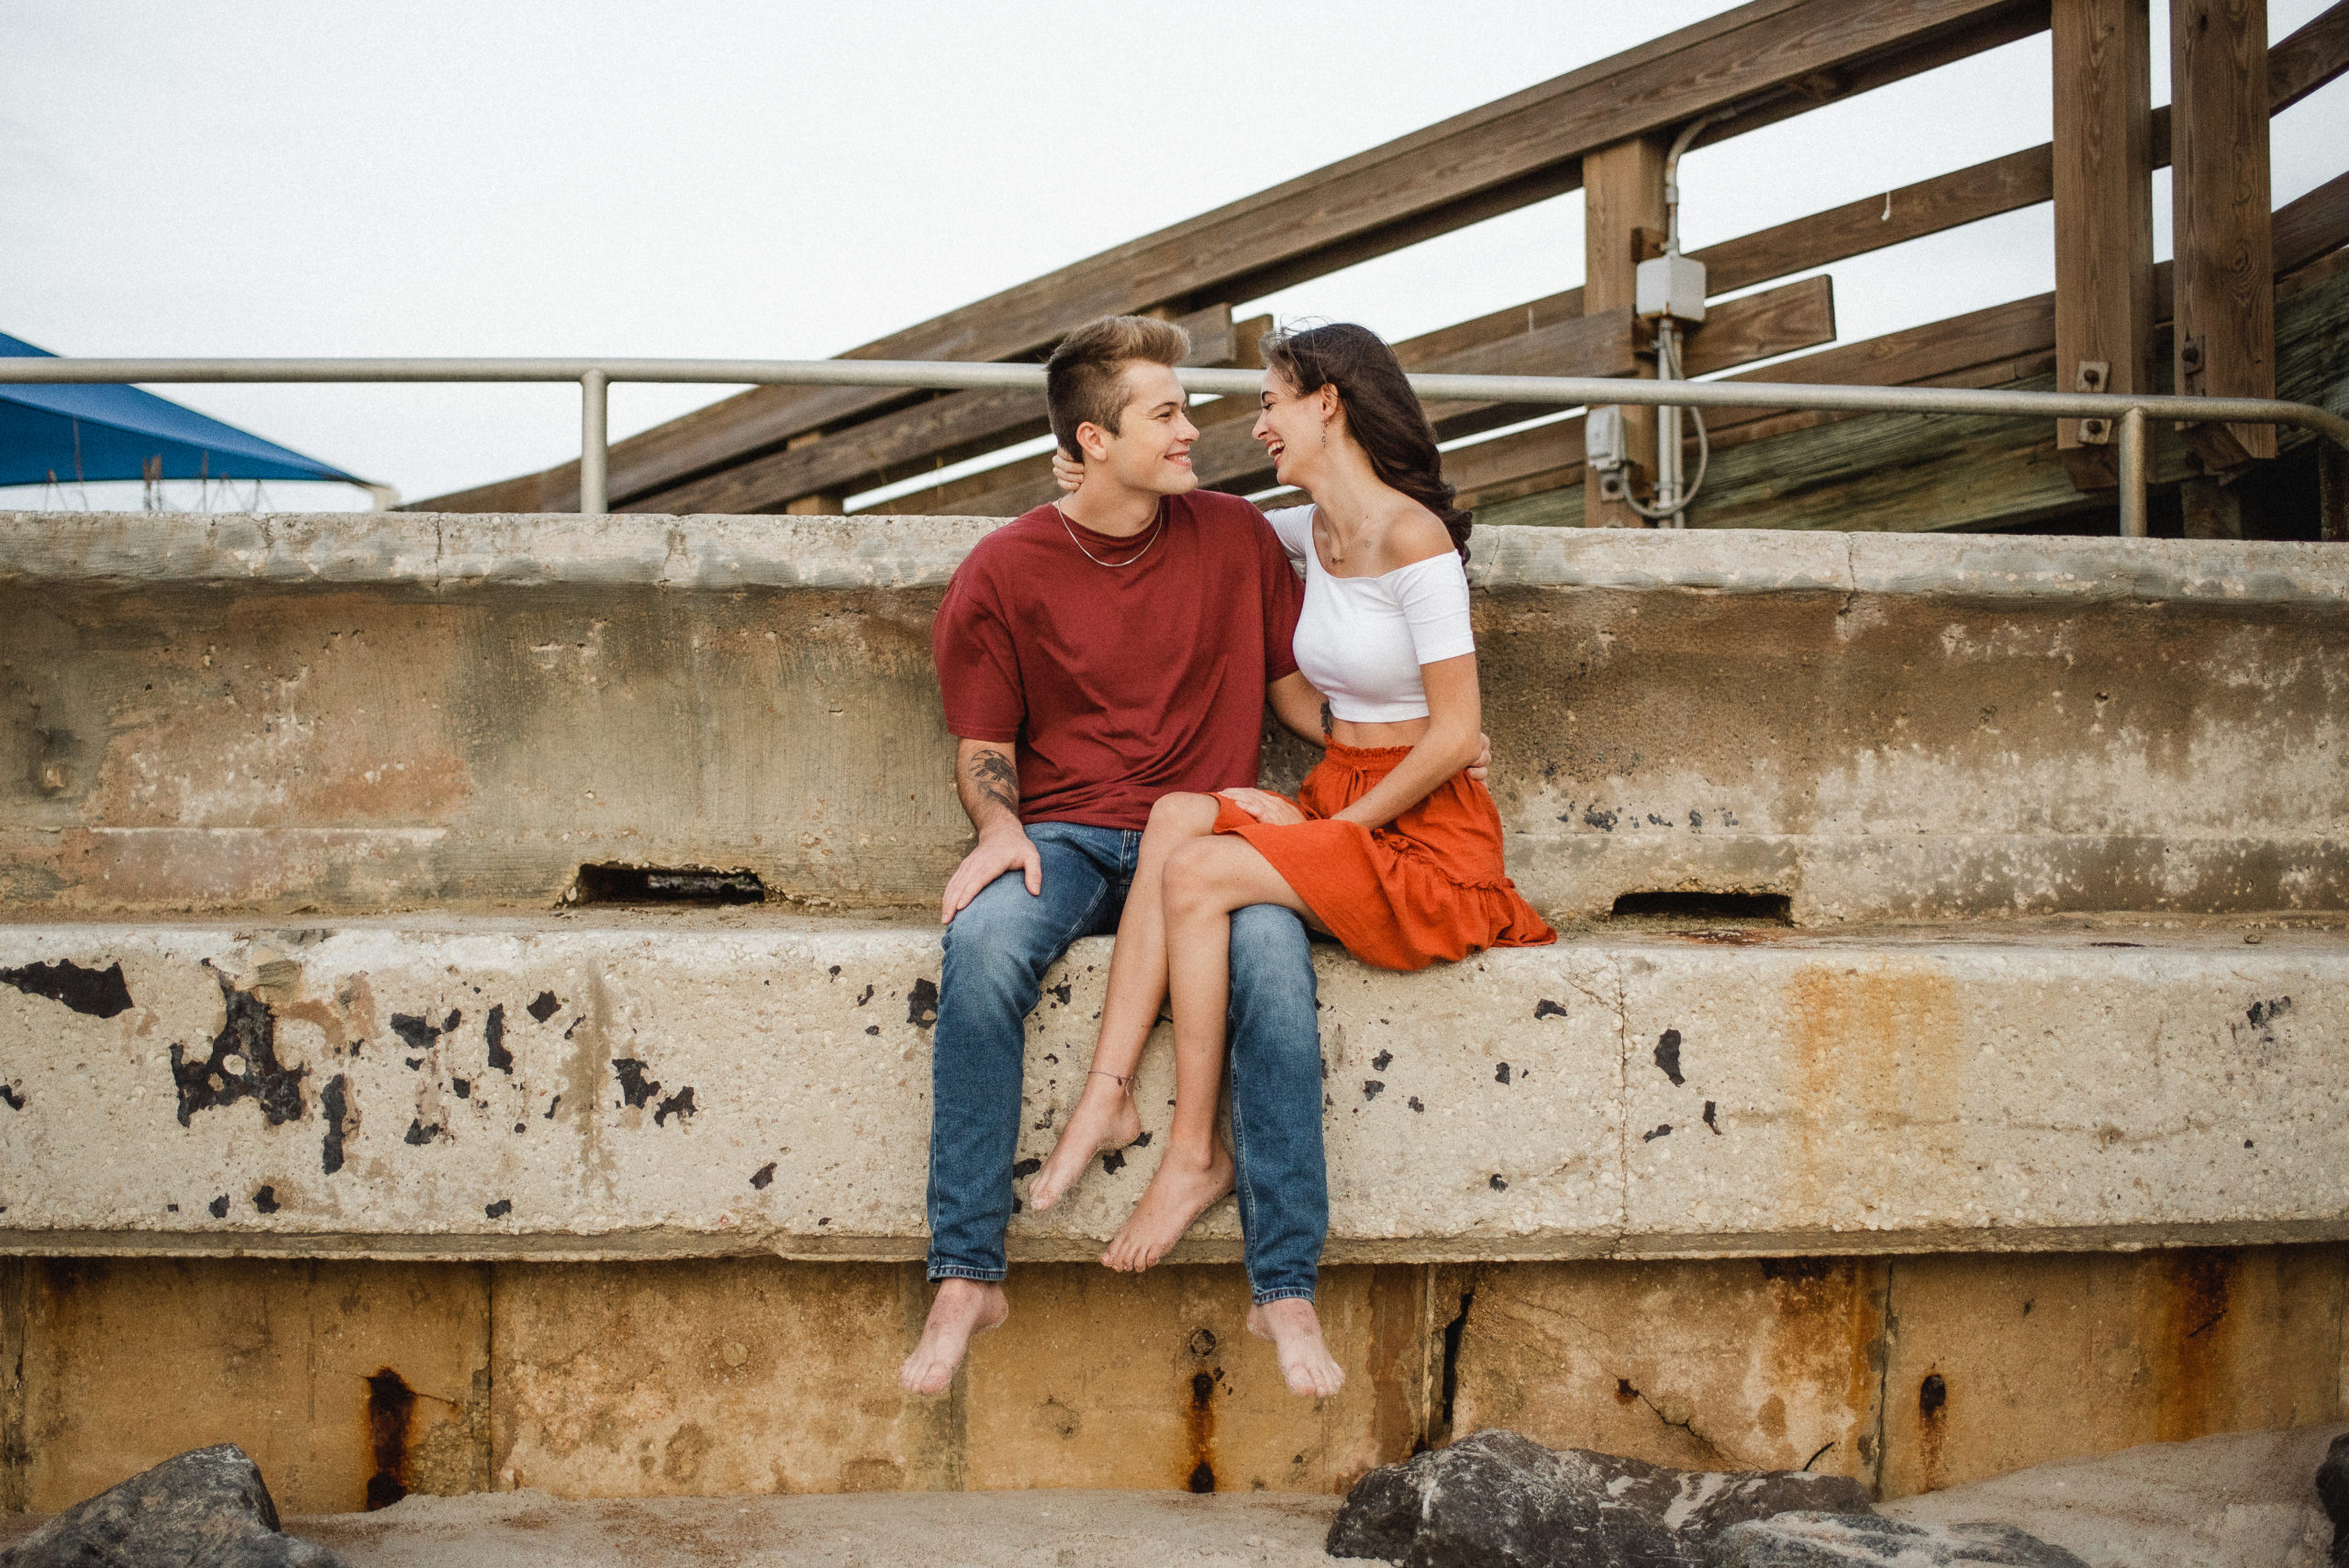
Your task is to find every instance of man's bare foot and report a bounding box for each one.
[1029,1084,1142,1212]
[1100,1143,1234,1273]
[898,1278,1008,1396]
[1247,1297,1346,1398]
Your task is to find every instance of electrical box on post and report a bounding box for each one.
[1586,406,1630,471]
[1635,253,1708,323]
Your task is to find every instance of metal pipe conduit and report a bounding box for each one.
[5,357,2344,528]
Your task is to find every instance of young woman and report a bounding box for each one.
[1028,323,1555,1330]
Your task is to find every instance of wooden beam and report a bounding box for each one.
[2170,0,2277,467]
[2052,0,2155,487]
[1582,137,1669,527]
[418,0,2034,512]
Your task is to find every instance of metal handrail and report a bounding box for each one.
[6,357,2344,537]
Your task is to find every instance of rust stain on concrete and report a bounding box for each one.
[2144,1247,2240,1444]
[1785,961,1963,1212]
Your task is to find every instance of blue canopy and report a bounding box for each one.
[0,332,362,487]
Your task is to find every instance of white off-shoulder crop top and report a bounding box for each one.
[1264,505,1475,723]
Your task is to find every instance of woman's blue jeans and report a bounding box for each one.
[926,819,1327,1303]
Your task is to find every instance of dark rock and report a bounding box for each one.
[1707,1512,2092,1567]
[0,1443,347,1567]
[1327,1427,1875,1567]
[2319,1431,2349,1568]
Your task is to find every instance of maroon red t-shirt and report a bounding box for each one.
[932,491,1304,830]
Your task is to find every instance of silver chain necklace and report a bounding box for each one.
[1054,499,1166,569]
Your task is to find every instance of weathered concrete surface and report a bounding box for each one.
[14,1258,488,1518]
[1,1251,2338,1513]
[1446,1249,2347,1496]
[4,513,2342,921]
[2,918,2343,1260]
[1881,1424,2349,1568]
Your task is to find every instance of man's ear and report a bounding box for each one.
[1074,420,1114,465]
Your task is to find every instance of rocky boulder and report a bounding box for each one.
[1708,1513,2093,1566]
[2319,1431,2349,1568]
[0,1444,347,1567]
[1327,1428,1876,1567]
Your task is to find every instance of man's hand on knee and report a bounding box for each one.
[941,825,1043,924]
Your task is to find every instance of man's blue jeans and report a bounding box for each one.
[926,819,1327,1303]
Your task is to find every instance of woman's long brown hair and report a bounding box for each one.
[1260,321,1473,562]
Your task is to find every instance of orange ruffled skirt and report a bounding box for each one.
[1212,740,1556,972]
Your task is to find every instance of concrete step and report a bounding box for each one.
[3,914,2340,1262]
[5,512,2343,922]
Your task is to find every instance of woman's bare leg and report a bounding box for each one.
[1102,835,1311,1272]
[1029,793,1222,1211]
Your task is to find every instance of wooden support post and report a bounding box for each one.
[2170,0,2277,470]
[2053,0,2154,490]
[780,430,846,515]
[1583,136,1667,528]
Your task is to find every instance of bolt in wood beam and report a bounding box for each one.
[2170,0,2277,469]
[2053,0,2155,490]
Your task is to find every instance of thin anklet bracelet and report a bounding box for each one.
[1088,1070,1135,1095]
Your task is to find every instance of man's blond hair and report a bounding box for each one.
[1046,316,1191,459]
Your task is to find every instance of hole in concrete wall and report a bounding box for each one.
[1610,891,1792,924]
[565,864,766,906]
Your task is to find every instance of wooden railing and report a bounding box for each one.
[416,0,2349,535]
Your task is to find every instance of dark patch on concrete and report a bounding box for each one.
[1436,1285,1476,1443]
[907,977,940,1029]
[1703,1100,1720,1134]
[0,958,133,1018]
[1189,1328,1218,1357]
[653,1085,697,1126]
[321,1074,351,1174]
[1643,1124,1673,1141]
[484,1004,512,1073]
[1494,1062,1511,1085]
[1050,981,1073,1006]
[1655,1029,1685,1085]
[611,1059,661,1108]
[251,1185,279,1214]
[856,984,874,1006]
[365,1368,416,1510]
[1690,809,1705,828]
[207,1195,228,1218]
[0,1082,22,1111]
[391,1008,462,1055]
[865,1024,881,1036]
[527,991,561,1023]
[1364,1080,1385,1100]
[1372,1050,1393,1072]
[1488,1173,1508,1191]
[1582,806,1619,832]
[1534,999,1568,1020]
[1032,1106,1055,1130]
[1919,1372,1947,1418]
[1135,1130,1152,1145]
[404,1118,445,1145]
[2237,995,2294,1051]
[170,966,307,1129]
[1011,1158,1042,1178]
[543,1095,560,1119]
[1102,1149,1127,1175]
[484,1198,511,1218]
[451,1077,472,1099]
[2089,940,2143,948]
[1186,1370,1218,1494]
[750,1162,775,1189]
[1408,1096,1425,1113]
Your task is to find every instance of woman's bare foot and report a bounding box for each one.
[1100,1143,1233,1272]
[1247,1297,1346,1397]
[897,1279,1008,1396]
[1029,1081,1142,1212]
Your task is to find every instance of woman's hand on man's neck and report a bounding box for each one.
[1059,472,1168,539]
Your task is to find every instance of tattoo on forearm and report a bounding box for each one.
[968,748,1019,815]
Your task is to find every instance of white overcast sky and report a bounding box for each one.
[4,0,2343,508]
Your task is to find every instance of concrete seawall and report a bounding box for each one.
[3,510,2343,1515]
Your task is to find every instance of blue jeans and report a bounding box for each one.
[926,819,1327,1303]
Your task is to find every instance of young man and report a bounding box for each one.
[899,315,1341,1396]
